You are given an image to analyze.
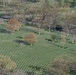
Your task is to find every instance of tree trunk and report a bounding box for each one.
[71,35,75,44]
[61,32,66,47]
[49,26,50,32]
[30,43,32,46]
[38,27,40,35]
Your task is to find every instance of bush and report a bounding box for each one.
[51,34,57,42]
[24,32,37,45]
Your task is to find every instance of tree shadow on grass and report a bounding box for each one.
[45,38,68,49]
[20,28,44,35]
[51,42,68,49]
[0,28,11,34]
[16,36,23,39]
[45,38,52,41]
[15,39,30,45]
[20,28,37,33]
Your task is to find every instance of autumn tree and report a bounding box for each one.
[6,18,20,32]
[24,32,37,46]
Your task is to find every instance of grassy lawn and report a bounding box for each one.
[0,24,76,72]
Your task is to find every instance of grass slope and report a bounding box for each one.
[0,24,76,72]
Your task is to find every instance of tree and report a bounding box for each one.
[49,55,71,75]
[6,18,20,32]
[24,32,37,46]
[61,11,76,44]
[3,0,27,23]
[0,55,16,75]
[31,0,59,32]
[45,15,54,32]
[32,17,43,35]
[60,32,66,47]
[50,1,60,30]
[49,68,66,75]
[0,55,16,72]
[69,57,76,74]
[42,0,59,32]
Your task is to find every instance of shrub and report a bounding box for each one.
[24,33,37,45]
[51,34,57,42]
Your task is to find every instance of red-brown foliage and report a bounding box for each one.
[7,18,19,31]
[24,33,37,45]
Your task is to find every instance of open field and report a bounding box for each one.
[0,24,76,72]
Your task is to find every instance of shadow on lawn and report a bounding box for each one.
[0,28,11,34]
[20,28,44,35]
[20,28,38,33]
[45,38,52,41]
[15,39,30,45]
[45,38,68,49]
[50,42,68,49]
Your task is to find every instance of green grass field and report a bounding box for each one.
[0,23,76,72]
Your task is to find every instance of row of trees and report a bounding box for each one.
[21,0,76,7]
[56,0,76,7]
[0,0,75,47]
[4,0,76,46]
